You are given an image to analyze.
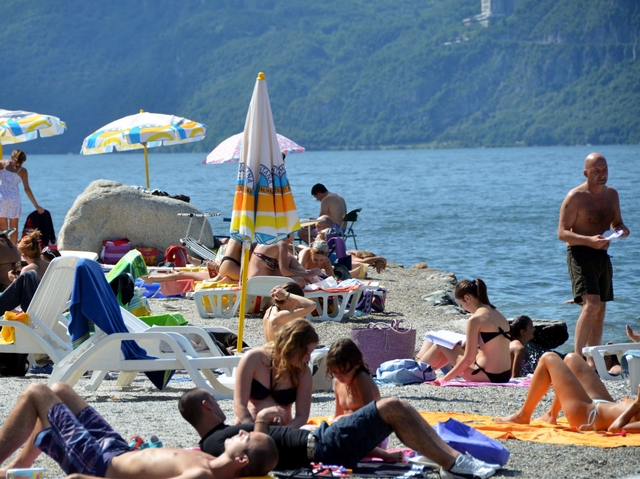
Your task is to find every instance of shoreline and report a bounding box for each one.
[1,264,638,478]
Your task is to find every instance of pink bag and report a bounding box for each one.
[350,319,416,373]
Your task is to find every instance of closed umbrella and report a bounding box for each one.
[81,110,206,188]
[0,109,67,159]
[230,72,301,350]
[204,132,305,165]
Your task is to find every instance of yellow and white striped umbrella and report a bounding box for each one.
[0,109,67,158]
[230,72,301,350]
[81,110,206,188]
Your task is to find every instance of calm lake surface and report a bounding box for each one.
[23,145,640,349]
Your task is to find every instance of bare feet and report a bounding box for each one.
[494,411,531,424]
[626,325,640,343]
[536,410,558,425]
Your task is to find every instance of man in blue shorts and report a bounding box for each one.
[0,383,277,479]
[180,388,500,479]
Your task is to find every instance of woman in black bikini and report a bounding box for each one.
[234,319,319,428]
[416,278,512,383]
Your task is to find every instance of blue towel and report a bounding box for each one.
[68,258,174,390]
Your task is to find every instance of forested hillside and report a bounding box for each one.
[2,0,638,153]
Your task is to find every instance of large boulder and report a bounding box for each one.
[58,180,214,255]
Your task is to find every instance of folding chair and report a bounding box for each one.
[178,212,219,261]
[342,208,361,249]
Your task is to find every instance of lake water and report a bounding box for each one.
[21,145,640,349]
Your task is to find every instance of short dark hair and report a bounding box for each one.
[178,388,210,427]
[311,184,328,195]
[241,433,279,476]
[510,315,533,339]
[326,338,370,378]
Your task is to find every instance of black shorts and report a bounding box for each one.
[566,246,613,304]
[313,401,392,468]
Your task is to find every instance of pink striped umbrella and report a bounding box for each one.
[203,132,305,165]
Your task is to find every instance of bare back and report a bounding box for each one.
[320,193,347,227]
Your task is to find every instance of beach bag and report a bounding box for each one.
[135,247,163,266]
[356,289,374,314]
[372,287,387,312]
[164,245,188,267]
[350,319,417,372]
[333,263,351,281]
[376,359,435,384]
[436,418,510,466]
[101,238,131,264]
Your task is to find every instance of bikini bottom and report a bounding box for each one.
[471,361,511,383]
[221,256,241,268]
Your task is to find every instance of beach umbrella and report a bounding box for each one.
[203,132,305,165]
[80,110,206,188]
[0,109,67,159]
[230,72,301,351]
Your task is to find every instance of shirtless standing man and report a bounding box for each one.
[0,382,277,479]
[558,152,629,362]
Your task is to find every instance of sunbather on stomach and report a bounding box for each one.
[234,319,317,429]
[416,278,512,384]
[495,352,640,433]
[249,235,322,288]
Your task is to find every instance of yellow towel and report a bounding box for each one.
[309,412,640,448]
[0,311,30,344]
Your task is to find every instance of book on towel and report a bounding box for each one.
[423,330,466,349]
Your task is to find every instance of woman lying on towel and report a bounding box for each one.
[235,319,318,428]
[495,352,640,433]
[416,278,512,384]
[141,239,243,285]
[262,283,316,343]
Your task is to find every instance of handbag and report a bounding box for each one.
[350,319,416,372]
[436,418,510,466]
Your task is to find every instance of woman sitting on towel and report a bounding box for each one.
[416,278,512,384]
[235,319,318,428]
[509,315,535,378]
[249,234,323,288]
[263,283,316,343]
[496,352,640,433]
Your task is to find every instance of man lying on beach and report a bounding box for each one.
[179,388,500,479]
[495,352,640,432]
[0,382,277,479]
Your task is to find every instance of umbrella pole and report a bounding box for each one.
[143,143,150,189]
[0,143,3,159]
[236,240,252,353]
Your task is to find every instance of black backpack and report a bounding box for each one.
[0,353,29,376]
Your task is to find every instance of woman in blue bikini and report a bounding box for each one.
[416,278,513,383]
[234,319,319,429]
[496,352,640,433]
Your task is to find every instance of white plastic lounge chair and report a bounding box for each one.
[0,256,80,365]
[49,328,238,398]
[583,343,640,395]
[192,276,295,319]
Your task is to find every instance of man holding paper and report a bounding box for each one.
[558,152,630,361]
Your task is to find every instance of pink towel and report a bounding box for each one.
[428,378,532,387]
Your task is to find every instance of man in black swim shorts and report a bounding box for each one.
[180,388,499,479]
[558,152,629,361]
[0,383,277,479]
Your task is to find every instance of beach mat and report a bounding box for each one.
[308,414,640,448]
[430,379,532,387]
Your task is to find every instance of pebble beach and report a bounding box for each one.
[1,263,639,478]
